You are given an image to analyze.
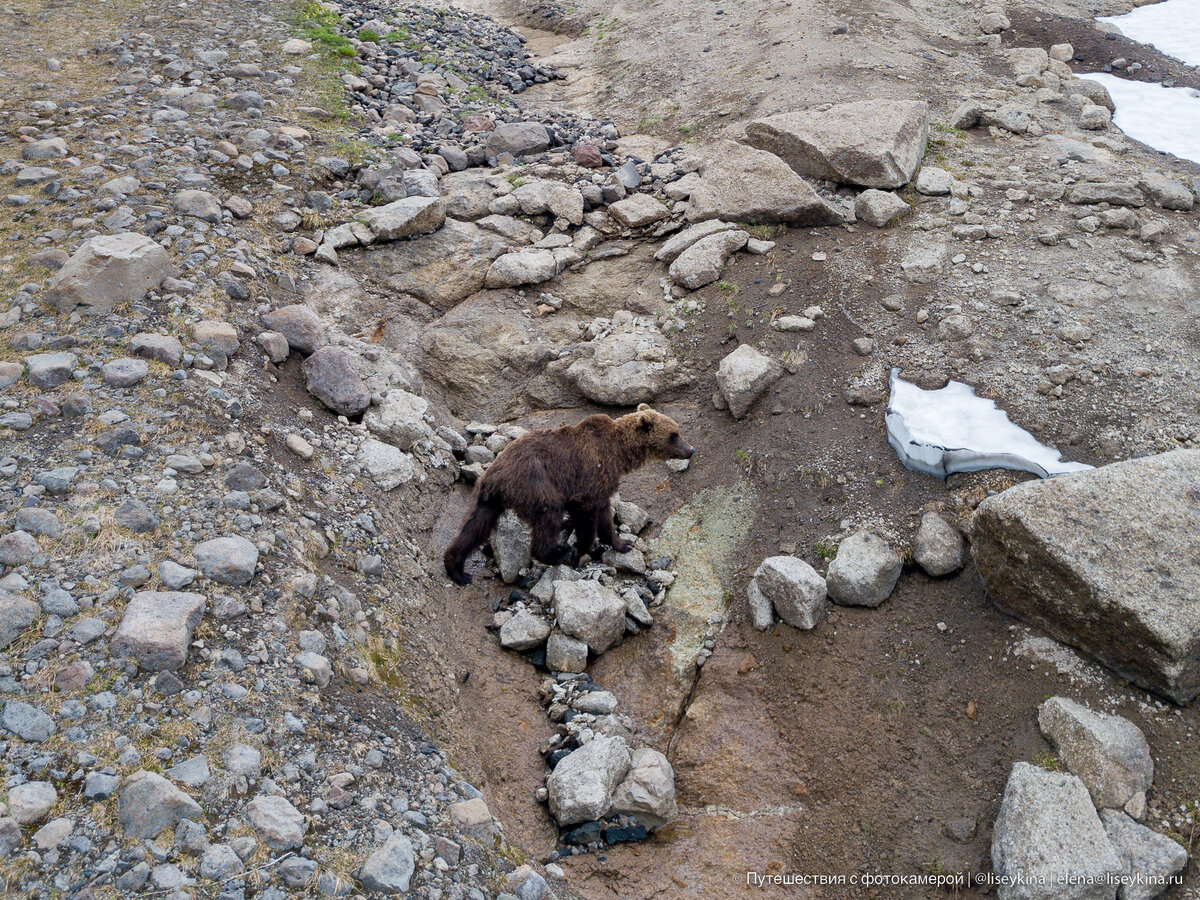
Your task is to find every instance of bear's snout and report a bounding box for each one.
[674,438,695,459]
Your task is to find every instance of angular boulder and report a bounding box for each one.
[668,229,749,290]
[484,248,558,289]
[716,344,782,420]
[193,536,258,586]
[686,140,845,225]
[991,763,1123,900]
[1038,696,1153,810]
[1100,810,1188,900]
[303,346,370,418]
[748,556,828,630]
[609,748,677,829]
[914,511,964,576]
[357,439,414,490]
[263,304,327,355]
[554,580,626,654]
[565,329,687,406]
[358,196,447,242]
[971,450,1200,703]
[358,832,415,894]
[46,233,177,315]
[547,734,631,826]
[245,795,307,850]
[112,591,207,671]
[826,530,902,607]
[744,100,930,189]
[117,771,203,840]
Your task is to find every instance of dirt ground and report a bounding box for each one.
[317,0,1200,895]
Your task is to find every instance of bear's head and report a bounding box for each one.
[628,403,695,461]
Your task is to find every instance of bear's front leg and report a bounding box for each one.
[567,501,598,558]
[596,502,633,553]
[531,517,572,565]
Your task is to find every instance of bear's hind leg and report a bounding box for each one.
[443,497,502,585]
[596,501,633,553]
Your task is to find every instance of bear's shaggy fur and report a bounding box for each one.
[443,404,695,585]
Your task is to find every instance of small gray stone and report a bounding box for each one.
[500,610,552,651]
[2,700,55,742]
[193,536,258,585]
[547,734,631,826]
[826,530,902,607]
[7,781,57,824]
[545,629,588,673]
[101,357,149,387]
[244,794,307,850]
[358,832,415,893]
[111,591,207,671]
[24,351,77,389]
[748,556,828,630]
[0,531,39,567]
[491,511,531,583]
[914,511,964,576]
[303,347,370,418]
[117,771,203,840]
[716,344,783,420]
[554,580,626,654]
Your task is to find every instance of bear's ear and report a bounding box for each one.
[638,412,653,431]
[636,403,650,412]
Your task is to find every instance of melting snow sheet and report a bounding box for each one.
[1079,73,1200,165]
[1099,0,1200,68]
[885,370,1092,479]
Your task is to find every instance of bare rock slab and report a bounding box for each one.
[668,229,749,290]
[991,762,1123,900]
[971,450,1200,703]
[1038,696,1153,810]
[745,100,930,189]
[686,139,845,226]
[46,233,177,315]
[112,591,206,671]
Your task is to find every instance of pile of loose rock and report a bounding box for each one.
[747,512,964,631]
[468,491,680,854]
[991,697,1187,900]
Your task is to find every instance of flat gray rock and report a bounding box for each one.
[117,771,202,839]
[193,536,258,585]
[46,233,177,316]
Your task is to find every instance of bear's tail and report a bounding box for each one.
[443,494,502,586]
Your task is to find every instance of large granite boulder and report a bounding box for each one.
[971,451,1200,703]
[745,100,930,188]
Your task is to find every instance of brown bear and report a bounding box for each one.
[443,404,694,585]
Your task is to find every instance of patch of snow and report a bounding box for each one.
[885,369,1092,479]
[1079,73,1200,165]
[1099,0,1200,68]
